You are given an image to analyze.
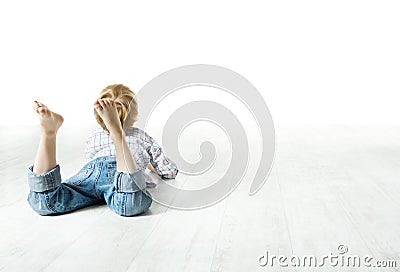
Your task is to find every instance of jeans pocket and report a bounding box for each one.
[70,164,95,186]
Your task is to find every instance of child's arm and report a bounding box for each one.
[146,135,179,179]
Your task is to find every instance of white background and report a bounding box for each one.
[0,0,399,126]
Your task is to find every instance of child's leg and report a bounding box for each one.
[31,101,63,174]
[94,98,152,216]
[103,168,152,216]
[28,101,101,215]
[27,163,102,215]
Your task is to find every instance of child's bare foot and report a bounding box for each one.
[32,100,64,135]
[94,98,123,135]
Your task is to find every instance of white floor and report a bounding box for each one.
[0,125,399,272]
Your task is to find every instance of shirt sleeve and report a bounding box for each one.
[146,135,179,179]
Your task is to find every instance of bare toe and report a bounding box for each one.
[32,100,63,135]
[33,101,49,116]
[37,107,48,115]
[32,101,40,110]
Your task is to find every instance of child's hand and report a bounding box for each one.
[94,98,122,135]
[147,163,157,173]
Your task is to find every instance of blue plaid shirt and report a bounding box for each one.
[84,127,178,179]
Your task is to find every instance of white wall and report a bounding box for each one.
[0,0,399,125]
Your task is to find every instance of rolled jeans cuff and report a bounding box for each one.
[114,170,146,193]
[28,164,61,192]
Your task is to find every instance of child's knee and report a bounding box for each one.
[110,191,152,217]
[27,191,58,216]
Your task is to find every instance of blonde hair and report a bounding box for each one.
[94,84,138,131]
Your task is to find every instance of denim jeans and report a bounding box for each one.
[27,156,152,217]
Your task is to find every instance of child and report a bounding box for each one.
[27,84,178,216]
